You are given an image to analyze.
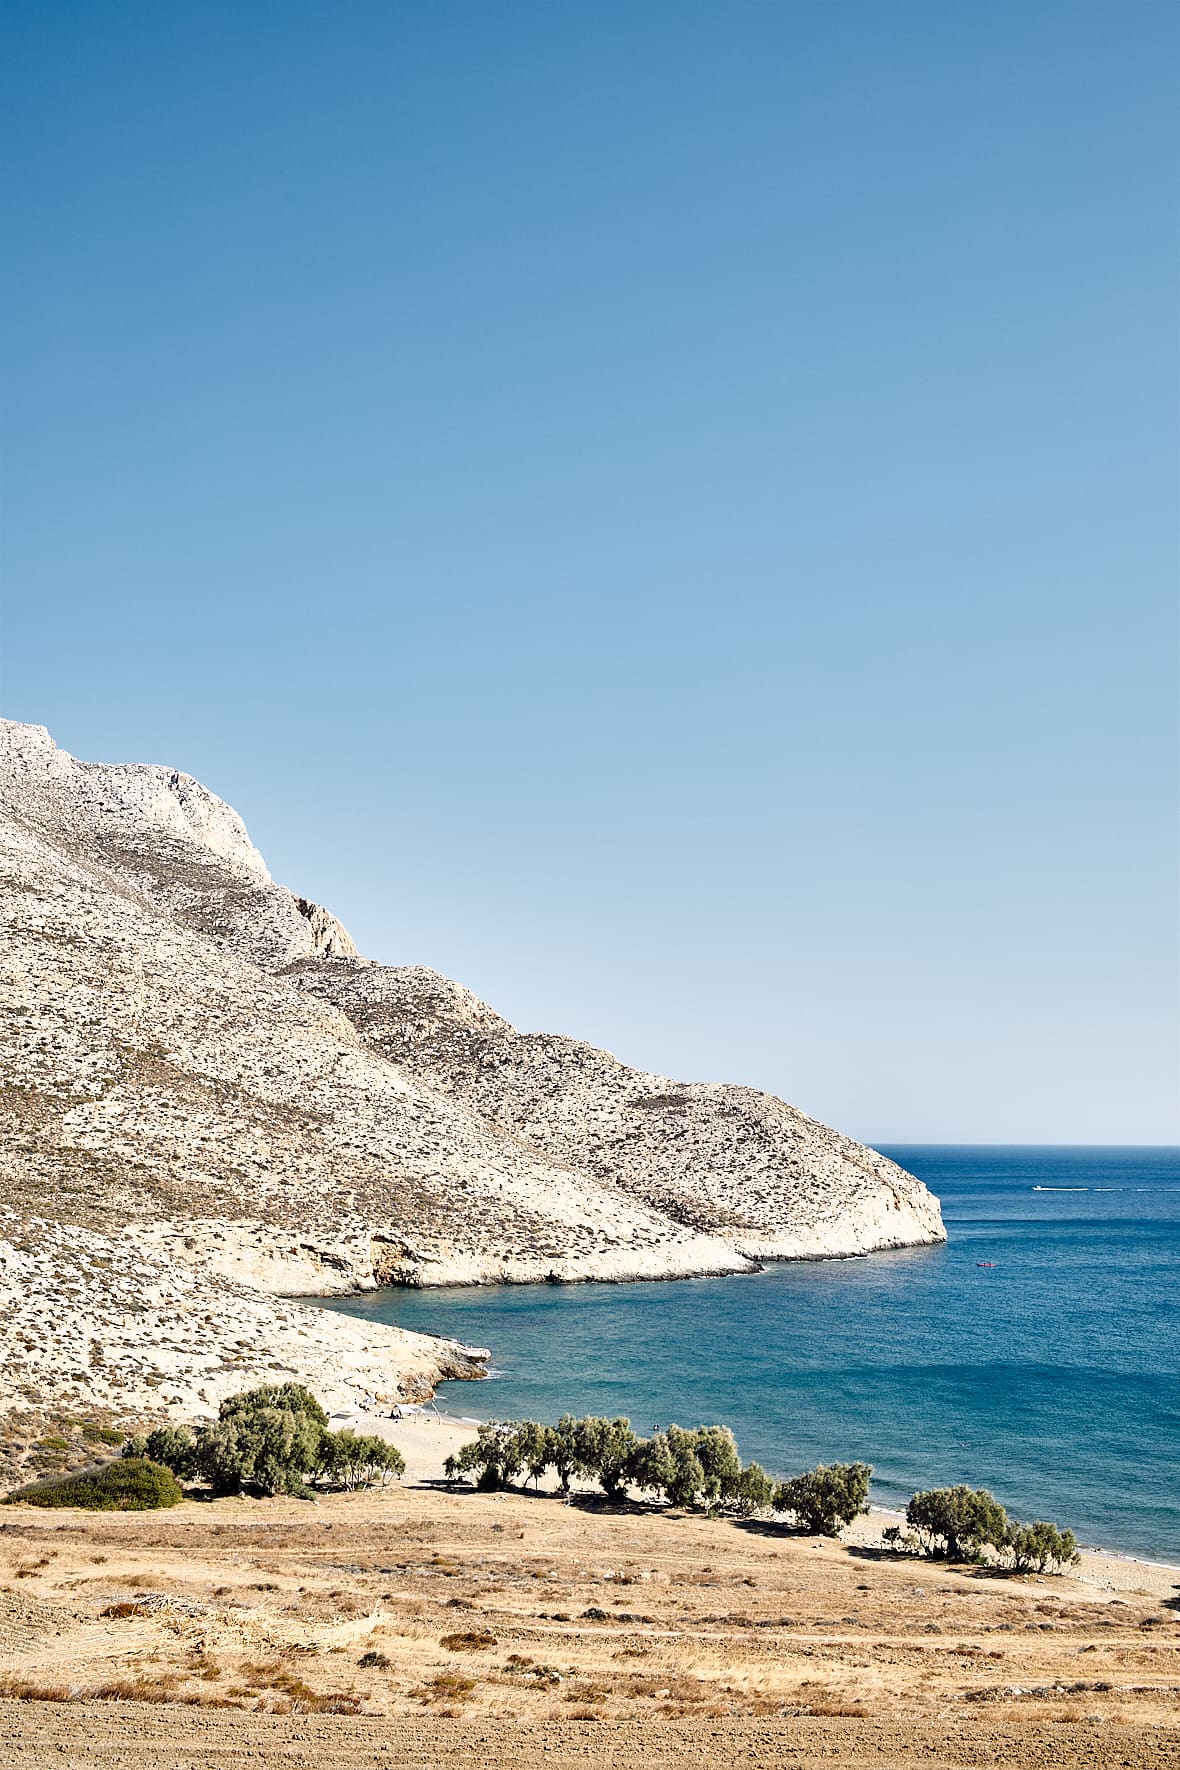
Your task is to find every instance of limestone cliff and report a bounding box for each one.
[0,720,944,1420]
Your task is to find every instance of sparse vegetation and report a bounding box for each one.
[5,1455,183,1510]
[444,1415,779,1514]
[120,1386,404,1499]
[443,1419,1080,1567]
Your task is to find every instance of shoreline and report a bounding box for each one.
[331,1403,1180,1602]
[852,1503,1180,1598]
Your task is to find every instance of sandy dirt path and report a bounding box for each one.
[4,1705,1179,1769]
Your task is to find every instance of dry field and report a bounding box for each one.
[0,1478,1178,1768]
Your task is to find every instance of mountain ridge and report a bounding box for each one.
[0,719,944,1424]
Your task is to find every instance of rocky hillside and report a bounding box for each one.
[0,720,943,1422]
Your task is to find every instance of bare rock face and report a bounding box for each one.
[1,721,355,968]
[0,719,944,1422]
[285,960,945,1260]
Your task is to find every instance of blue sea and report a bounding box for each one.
[320,1147,1180,1563]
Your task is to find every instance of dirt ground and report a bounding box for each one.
[0,1478,1177,1768]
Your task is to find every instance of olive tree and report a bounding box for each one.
[321,1430,405,1491]
[196,1402,324,1497]
[628,1429,704,1507]
[450,1420,527,1490]
[690,1426,744,1510]
[573,1416,639,1498]
[548,1415,582,1494]
[906,1485,1009,1561]
[776,1462,872,1536]
[724,1460,777,1516]
[1006,1520,1079,1572]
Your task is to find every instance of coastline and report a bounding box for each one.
[848,1504,1180,1602]
[333,1404,1180,1603]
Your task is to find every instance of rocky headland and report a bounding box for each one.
[0,719,944,1429]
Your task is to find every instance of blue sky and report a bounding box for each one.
[2,1,1176,1142]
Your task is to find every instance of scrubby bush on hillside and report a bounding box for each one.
[5,1457,183,1510]
[122,1386,403,1499]
[775,1462,872,1536]
[1005,1519,1080,1572]
[906,1485,1009,1561]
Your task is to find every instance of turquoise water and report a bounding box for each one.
[320,1147,1180,1562]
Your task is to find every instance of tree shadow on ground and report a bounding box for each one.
[416,1480,657,1518]
[731,1518,813,1541]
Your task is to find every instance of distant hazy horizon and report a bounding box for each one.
[2,3,1176,1145]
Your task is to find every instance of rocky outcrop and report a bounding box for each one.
[0,1208,487,1424]
[0,719,944,1419]
[285,960,944,1260]
[1,721,356,969]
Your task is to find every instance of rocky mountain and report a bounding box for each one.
[0,719,944,1424]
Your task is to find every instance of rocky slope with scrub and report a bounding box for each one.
[0,719,943,1422]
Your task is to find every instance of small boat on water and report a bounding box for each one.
[977,1261,997,1268]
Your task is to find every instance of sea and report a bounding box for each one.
[319,1147,1180,1564]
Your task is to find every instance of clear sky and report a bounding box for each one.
[2,1,1176,1144]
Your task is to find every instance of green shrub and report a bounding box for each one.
[81,1423,124,1446]
[196,1404,323,1497]
[776,1462,872,1536]
[906,1485,1009,1560]
[138,1424,199,1478]
[1006,1519,1080,1572]
[319,1430,405,1490]
[5,1457,183,1511]
[219,1383,327,1428]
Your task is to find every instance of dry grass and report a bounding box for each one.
[0,1480,1175,1743]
